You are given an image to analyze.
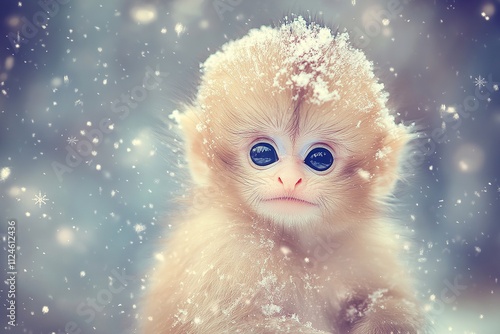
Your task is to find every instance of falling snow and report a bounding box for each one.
[134,223,147,233]
[67,136,78,145]
[474,75,487,88]
[175,23,186,36]
[0,167,11,182]
[33,191,49,208]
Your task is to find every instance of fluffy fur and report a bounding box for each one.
[142,17,427,333]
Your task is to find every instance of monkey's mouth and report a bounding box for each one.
[264,197,317,206]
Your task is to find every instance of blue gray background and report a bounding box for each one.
[0,0,499,333]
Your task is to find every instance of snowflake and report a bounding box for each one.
[67,136,78,145]
[134,223,146,233]
[0,167,11,182]
[33,191,49,208]
[474,75,487,88]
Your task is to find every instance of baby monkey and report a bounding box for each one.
[142,16,427,333]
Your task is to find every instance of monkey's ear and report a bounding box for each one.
[373,127,412,196]
[176,106,211,186]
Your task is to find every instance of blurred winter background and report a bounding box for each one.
[0,0,499,333]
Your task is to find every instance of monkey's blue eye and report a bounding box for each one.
[304,147,334,172]
[250,142,279,167]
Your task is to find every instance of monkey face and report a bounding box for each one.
[243,134,335,225]
[222,114,375,229]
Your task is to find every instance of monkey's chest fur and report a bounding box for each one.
[149,210,352,332]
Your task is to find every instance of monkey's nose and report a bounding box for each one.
[278,174,303,192]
